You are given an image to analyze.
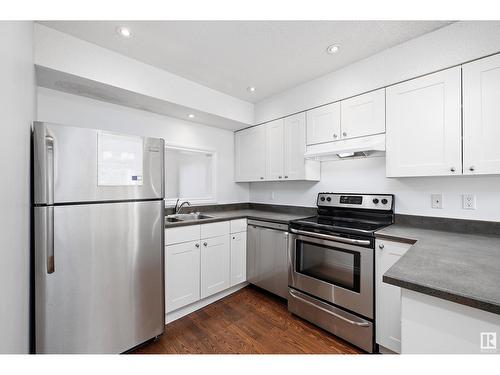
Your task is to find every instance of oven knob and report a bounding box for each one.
[381,198,388,205]
[326,197,331,202]
[320,196,326,202]
[372,198,379,204]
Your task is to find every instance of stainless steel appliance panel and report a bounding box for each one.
[288,232,374,318]
[288,289,373,352]
[34,122,164,205]
[246,221,288,299]
[35,200,164,353]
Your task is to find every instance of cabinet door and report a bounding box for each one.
[375,239,412,353]
[340,88,385,139]
[284,112,306,180]
[265,119,285,180]
[306,102,341,145]
[235,126,266,181]
[165,240,200,313]
[230,231,247,286]
[386,67,462,177]
[463,54,500,175]
[201,234,231,298]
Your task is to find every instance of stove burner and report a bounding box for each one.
[289,193,394,237]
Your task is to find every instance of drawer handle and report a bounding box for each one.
[195,243,200,248]
[378,243,384,249]
[203,242,208,247]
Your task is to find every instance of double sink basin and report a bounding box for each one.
[165,212,214,223]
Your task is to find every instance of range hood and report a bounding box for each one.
[304,133,386,161]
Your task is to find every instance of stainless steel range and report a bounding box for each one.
[287,193,394,352]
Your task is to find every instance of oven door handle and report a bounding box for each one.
[289,228,371,246]
[289,289,371,327]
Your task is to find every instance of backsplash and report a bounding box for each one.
[249,156,500,222]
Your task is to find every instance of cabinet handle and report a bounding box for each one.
[284,175,288,179]
[278,176,282,179]
[195,243,200,248]
[203,242,208,247]
[469,166,475,172]
[260,176,264,180]
[342,132,347,137]
[450,167,456,172]
[232,236,235,240]
[378,243,384,249]
[333,133,338,139]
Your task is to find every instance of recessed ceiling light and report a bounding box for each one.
[326,44,341,54]
[116,26,132,38]
[247,86,256,93]
[187,114,195,119]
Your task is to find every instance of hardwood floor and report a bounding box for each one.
[132,285,362,354]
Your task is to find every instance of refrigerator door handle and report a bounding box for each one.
[46,206,55,274]
[46,135,54,205]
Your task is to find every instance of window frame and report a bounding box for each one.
[164,144,217,207]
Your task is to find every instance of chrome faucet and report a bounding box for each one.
[174,199,192,214]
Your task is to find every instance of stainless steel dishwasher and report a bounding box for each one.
[247,219,289,299]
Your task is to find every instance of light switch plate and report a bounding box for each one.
[431,194,443,209]
[462,194,476,210]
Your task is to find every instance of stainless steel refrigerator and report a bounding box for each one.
[33,122,165,354]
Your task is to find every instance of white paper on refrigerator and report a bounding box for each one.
[97,132,144,186]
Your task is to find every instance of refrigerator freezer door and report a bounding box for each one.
[34,201,164,353]
[34,122,164,205]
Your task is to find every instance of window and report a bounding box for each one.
[165,146,216,205]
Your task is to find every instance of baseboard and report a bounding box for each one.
[165,282,249,324]
[378,344,398,354]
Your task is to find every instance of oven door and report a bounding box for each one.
[288,229,373,319]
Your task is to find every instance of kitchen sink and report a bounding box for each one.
[165,212,214,222]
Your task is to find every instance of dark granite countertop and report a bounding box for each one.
[164,203,316,228]
[376,222,500,315]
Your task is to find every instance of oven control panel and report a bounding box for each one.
[317,193,394,210]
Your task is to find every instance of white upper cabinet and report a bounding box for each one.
[265,119,285,180]
[340,89,385,140]
[463,54,500,175]
[235,113,319,182]
[235,126,266,182]
[386,66,462,177]
[284,112,320,180]
[306,102,341,145]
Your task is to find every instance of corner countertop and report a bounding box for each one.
[376,224,500,315]
[164,209,313,228]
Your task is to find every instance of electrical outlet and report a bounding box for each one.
[431,194,443,209]
[462,194,476,210]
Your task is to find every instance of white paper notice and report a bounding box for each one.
[97,132,144,186]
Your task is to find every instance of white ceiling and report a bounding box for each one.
[39,21,453,103]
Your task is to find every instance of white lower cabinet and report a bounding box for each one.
[165,219,247,318]
[230,231,247,286]
[201,234,231,298]
[165,240,201,313]
[375,239,412,353]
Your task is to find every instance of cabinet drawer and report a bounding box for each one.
[201,221,230,239]
[165,225,201,245]
[230,219,247,233]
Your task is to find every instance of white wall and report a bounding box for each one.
[0,21,35,353]
[35,24,254,128]
[37,87,250,205]
[250,157,500,222]
[255,21,500,123]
